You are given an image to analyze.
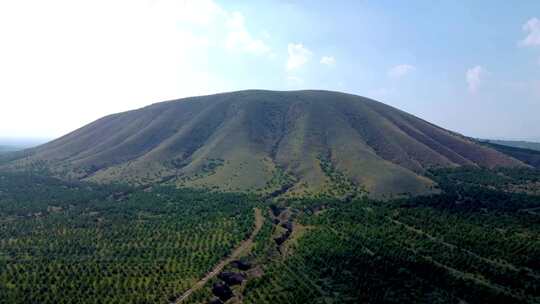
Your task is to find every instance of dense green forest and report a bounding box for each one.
[1,167,540,303]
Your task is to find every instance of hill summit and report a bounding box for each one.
[5,90,524,197]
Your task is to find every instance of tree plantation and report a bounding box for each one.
[1,167,540,303]
[0,173,257,304]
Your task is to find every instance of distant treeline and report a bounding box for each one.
[485,139,540,151]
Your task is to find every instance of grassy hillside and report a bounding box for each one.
[2,90,524,198]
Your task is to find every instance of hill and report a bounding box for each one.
[481,142,540,169]
[481,139,540,152]
[2,90,525,198]
[0,146,16,154]
[0,138,48,154]
[0,145,27,154]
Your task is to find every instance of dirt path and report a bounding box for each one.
[172,208,264,304]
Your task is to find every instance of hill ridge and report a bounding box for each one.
[2,90,525,198]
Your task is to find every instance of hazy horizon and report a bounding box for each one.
[1,1,539,141]
[0,137,50,147]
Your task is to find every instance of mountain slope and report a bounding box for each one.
[481,142,540,169]
[4,90,525,198]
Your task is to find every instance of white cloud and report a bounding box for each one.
[520,17,540,47]
[0,0,248,138]
[225,12,270,55]
[320,56,336,67]
[286,43,312,70]
[173,0,224,25]
[388,64,415,78]
[172,1,271,56]
[466,65,484,93]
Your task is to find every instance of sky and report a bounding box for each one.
[0,0,539,141]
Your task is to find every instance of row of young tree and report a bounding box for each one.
[0,172,260,304]
[217,167,540,304]
[1,167,539,303]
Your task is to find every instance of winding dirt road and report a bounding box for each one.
[172,208,264,304]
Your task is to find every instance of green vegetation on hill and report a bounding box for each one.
[2,90,523,198]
